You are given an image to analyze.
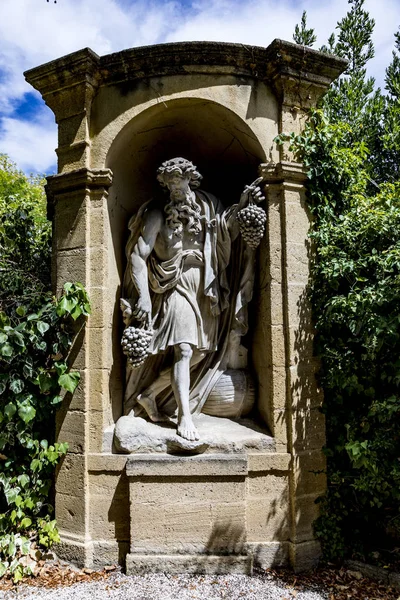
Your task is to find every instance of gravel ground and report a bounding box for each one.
[0,572,328,600]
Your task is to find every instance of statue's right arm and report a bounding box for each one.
[130,208,163,324]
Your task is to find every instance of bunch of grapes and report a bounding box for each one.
[236,201,267,249]
[121,326,153,368]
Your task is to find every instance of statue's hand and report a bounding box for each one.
[120,298,132,326]
[132,295,152,327]
[239,177,264,208]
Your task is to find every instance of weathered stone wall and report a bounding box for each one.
[25,40,346,572]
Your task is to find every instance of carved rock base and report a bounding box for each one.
[114,413,274,454]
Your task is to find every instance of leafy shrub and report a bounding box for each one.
[278,110,400,563]
[0,157,90,580]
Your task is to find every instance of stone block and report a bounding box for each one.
[54,193,88,251]
[246,498,290,542]
[89,205,109,248]
[268,242,283,285]
[270,325,286,368]
[273,409,288,447]
[270,282,284,326]
[285,199,310,245]
[127,454,248,477]
[287,282,311,329]
[53,532,92,567]
[248,453,290,472]
[89,247,109,288]
[88,327,113,370]
[56,408,86,454]
[131,478,246,505]
[88,471,130,541]
[288,325,315,366]
[292,494,321,543]
[289,363,323,410]
[249,541,289,569]
[87,453,127,472]
[56,248,88,295]
[91,541,128,568]
[292,407,326,453]
[292,451,326,498]
[131,501,224,553]
[285,245,310,285]
[289,539,322,572]
[56,141,90,174]
[86,286,114,329]
[58,113,87,147]
[270,366,287,411]
[89,492,130,541]
[248,472,289,499]
[125,554,252,575]
[88,409,106,453]
[56,492,86,535]
[56,453,85,496]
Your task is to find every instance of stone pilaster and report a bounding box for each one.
[25,48,100,173]
[259,161,325,571]
[45,168,113,563]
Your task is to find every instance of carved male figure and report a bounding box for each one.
[121,158,263,441]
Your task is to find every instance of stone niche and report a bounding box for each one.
[25,40,346,573]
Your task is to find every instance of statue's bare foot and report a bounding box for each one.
[177,416,200,441]
[137,392,168,423]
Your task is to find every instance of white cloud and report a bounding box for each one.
[0,110,57,175]
[0,0,399,174]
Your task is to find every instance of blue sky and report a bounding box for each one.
[0,0,399,175]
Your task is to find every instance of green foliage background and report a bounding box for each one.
[0,156,90,580]
[289,0,400,564]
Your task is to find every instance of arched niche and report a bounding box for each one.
[106,96,267,286]
[105,96,268,424]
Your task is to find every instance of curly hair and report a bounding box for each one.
[157,157,202,189]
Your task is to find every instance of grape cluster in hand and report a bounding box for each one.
[237,202,267,249]
[121,326,153,368]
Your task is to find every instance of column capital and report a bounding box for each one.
[45,168,113,219]
[259,161,308,186]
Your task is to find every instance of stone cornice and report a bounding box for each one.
[24,40,347,112]
[259,161,308,185]
[24,48,100,97]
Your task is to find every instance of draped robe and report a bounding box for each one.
[122,190,256,417]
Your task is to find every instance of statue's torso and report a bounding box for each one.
[153,210,205,262]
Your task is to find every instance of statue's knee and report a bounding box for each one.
[176,343,193,361]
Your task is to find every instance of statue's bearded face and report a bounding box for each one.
[163,171,202,237]
[163,171,192,202]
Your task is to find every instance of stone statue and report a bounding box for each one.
[119,157,265,442]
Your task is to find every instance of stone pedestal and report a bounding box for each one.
[126,452,292,574]
[24,40,346,572]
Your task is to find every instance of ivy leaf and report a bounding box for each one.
[20,536,31,553]
[4,403,16,419]
[38,373,54,393]
[0,343,13,358]
[15,306,27,317]
[58,372,80,393]
[5,488,20,506]
[17,403,36,424]
[9,379,24,394]
[0,333,7,344]
[36,321,50,334]
[17,474,29,488]
[56,296,76,317]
